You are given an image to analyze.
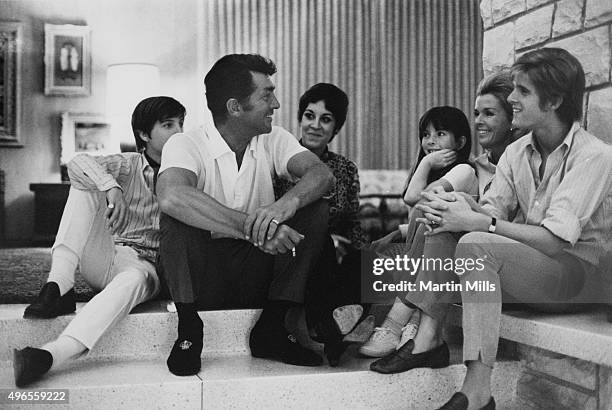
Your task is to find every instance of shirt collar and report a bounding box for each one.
[473,152,497,175]
[525,121,580,154]
[474,151,495,166]
[562,121,580,150]
[204,120,258,160]
[138,152,155,188]
[143,151,160,169]
[139,152,153,172]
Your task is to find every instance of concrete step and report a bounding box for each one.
[446,304,612,367]
[1,302,258,364]
[1,303,522,409]
[0,353,521,410]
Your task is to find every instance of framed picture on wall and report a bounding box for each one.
[60,113,116,164]
[44,24,91,96]
[0,22,22,147]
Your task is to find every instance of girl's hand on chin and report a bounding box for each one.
[425,149,457,169]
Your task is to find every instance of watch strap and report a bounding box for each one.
[488,217,497,233]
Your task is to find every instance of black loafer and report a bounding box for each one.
[437,392,495,410]
[23,282,76,319]
[13,347,53,387]
[249,320,322,367]
[324,340,349,367]
[369,340,449,374]
[167,336,203,376]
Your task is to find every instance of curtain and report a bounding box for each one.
[199,0,483,169]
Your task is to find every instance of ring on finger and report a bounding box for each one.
[270,218,280,225]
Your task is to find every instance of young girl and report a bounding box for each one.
[361,106,477,358]
[373,106,478,252]
[403,106,477,207]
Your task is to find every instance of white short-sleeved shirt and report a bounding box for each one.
[399,162,478,239]
[440,163,478,197]
[473,152,497,197]
[159,121,306,218]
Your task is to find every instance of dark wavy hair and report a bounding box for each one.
[414,106,473,184]
[205,54,277,124]
[131,96,186,151]
[297,83,349,139]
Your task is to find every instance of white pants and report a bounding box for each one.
[53,188,159,350]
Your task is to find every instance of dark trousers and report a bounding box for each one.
[159,200,329,309]
[305,235,367,330]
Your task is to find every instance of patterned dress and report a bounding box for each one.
[274,146,366,249]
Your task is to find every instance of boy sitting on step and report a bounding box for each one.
[13,96,186,388]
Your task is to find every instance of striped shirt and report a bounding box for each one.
[481,122,612,271]
[67,152,160,263]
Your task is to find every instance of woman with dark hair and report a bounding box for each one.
[289,83,365,251]
[275,83,368,366]
[277,82,366,261]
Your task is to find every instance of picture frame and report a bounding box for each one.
[44,24,91,96]
[0,22,22,147]
[60,113,115,164]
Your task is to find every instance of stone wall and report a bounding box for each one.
[480,0,612,144]
[480,3,612,407]
[517,344,612,409]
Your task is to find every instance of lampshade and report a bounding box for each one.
[106,63,160,151]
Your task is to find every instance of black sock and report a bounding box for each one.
[259,300,296,328]
[175,302,202,338]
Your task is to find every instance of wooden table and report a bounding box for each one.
[29,182,71,244]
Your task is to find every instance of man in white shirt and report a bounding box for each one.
[157,54,335,376]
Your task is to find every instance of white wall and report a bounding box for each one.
[0,0,202,241]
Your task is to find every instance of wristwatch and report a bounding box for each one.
[488,217,497,233]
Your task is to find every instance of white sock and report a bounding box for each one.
[47,245,79,296]
[382,297,414,333]
[42,335,87,370]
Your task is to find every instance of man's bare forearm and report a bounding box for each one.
[280,163,334,210]
[158,184,248,238]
